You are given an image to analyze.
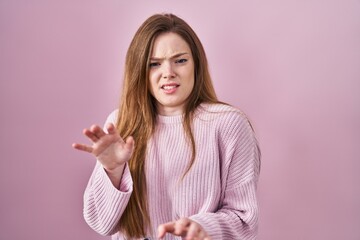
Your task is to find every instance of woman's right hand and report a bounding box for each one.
[72,123,134,184]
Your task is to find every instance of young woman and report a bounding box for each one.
[73,13,261,240]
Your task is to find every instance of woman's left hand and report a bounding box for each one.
[157,218,211,240]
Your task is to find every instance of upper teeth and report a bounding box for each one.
[163,85,176,90]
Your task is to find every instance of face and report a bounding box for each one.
[148,32,195,116]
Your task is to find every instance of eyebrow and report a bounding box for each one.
[150,52,189,61]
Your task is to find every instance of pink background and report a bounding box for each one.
[1,1,359,239]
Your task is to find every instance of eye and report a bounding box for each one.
[149,62,160,68]
[175,58,188,64]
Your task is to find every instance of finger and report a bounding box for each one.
[186,220,207,240]
[174,218,190,236]
[197,231,207,239]
[107,123,125,144]
[106,123,117,135]
[90,125,106,139]
[186,222,200,239]
[72,143,93,153]
[173,222,187,236]
[194,230,206,240]
[124,136,135,151]
[83,128,99,142]
[177,218,191,226]
[158,222,175,238]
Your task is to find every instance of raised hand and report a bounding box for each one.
[158,218,211,240]
[72,123,134,187]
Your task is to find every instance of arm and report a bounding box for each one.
[83,161,133,235]
[73,110,134,235]
[189,113,261,239]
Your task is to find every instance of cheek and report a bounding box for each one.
[189,78,195,94]
[187,69,195,90]
[148,72,158,93]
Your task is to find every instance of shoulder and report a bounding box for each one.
[196,103,250,126]
[196,103,257,143]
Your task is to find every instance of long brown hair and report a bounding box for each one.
[116,13,219,238]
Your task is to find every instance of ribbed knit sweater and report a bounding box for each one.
[83,103,261,240]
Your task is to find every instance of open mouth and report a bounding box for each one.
[161,83,179,94]
[161,84,179,90]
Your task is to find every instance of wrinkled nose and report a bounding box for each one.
[162,62,176,79]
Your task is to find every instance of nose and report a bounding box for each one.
[162,62,175,79]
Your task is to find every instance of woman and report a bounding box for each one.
[73,13,260,240]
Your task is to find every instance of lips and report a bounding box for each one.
[161,83,179,89]
[161,83,179,93]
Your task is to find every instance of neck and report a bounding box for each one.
[157,104,184,116]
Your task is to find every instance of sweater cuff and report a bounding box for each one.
[118,163,132,192]
[83,163,133,235]
[189,214,222,239]
[96,162,133,195]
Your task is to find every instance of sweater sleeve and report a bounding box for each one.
[189,112,261,239]
[83,110,133,235]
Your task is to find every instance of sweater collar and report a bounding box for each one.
[157,114,183,124]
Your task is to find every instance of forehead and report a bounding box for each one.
[151,32,191,57]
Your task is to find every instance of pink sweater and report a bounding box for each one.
[83,103,261,240]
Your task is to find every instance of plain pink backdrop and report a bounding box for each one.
[0,1,359,239]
